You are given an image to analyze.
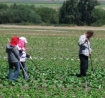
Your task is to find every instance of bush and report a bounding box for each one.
[0,3,42,24]
[59,0,77,24]
[36,7,59,24]
[59,0,99,26]
[0,3,8,10]
[0,3,58,25]
[9,4,42,24]
[91,8,105,26]
[0,4,9,23]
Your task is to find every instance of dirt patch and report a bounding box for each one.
[0,25,105,31]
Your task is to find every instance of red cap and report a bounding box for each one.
[10,36,19,46]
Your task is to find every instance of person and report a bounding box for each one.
[17,37,31,80]
[6,36,20,81]
[77,30,94,77]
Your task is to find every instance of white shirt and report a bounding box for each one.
[17,45,26,62]
[78,34,92,56]
[19,51,26,62]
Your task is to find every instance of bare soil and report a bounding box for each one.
[0,25,105,31]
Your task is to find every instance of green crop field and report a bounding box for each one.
[0,25,105,97]
[1,0,105,10]
[0,2,62,9]
[96,4,105,10]
[1,2,105,10]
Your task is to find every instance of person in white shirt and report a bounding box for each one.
[77,30,94,77]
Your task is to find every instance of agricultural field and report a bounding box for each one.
[0,25,105,97]
[96,4,105,10]
[1,2,105,10]
[0,2,62,9]
[1,0,105,10]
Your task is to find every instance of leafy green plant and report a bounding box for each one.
[0,27,105,97]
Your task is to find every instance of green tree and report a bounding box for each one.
[0,3,8,10]
[59,0,98,25]
[0,4,9,23]
[36,7,58,24]
[91,8,105,26]
[59,0,77,24]
[76,0,98,25]
[8,4,42,24]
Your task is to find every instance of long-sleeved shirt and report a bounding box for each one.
[19,51,27,62]
[6,44,20,62]
[17,45,27,62]
[78,34,92,56]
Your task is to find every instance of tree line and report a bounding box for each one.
[0,0,105,26]
[59,0,105,26]
[0,3,58,25]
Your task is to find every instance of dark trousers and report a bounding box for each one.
[79,54,88,76]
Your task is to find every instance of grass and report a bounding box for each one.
[0,26,105,97]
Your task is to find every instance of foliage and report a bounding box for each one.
[36,7,59,24]
[0,3,8,10]
[0,1,105,26]
[0,4,42,24]
[7,4,41,23]
[76,0,99,25]
[59,0,99,26]
[0,3,59,24]
[59,0,77,24]
[91,8,105,26]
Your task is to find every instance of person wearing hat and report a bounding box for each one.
[17,37,31,80]
[6,36,20,81]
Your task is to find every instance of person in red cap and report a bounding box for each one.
[6,36,20,81]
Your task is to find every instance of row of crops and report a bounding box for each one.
[0,27,105,97]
